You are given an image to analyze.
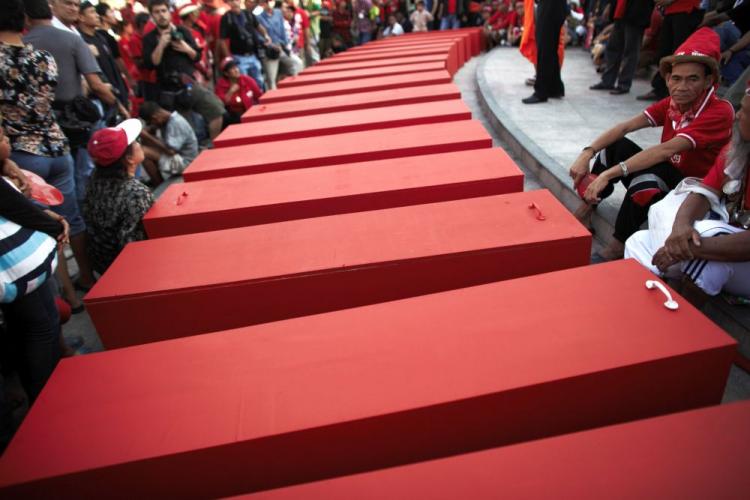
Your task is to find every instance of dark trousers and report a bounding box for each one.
[533,0,567,99]
[0,280,61,404]
[591,138,684,242]
[651,9,703,98]
[601,20,645,90]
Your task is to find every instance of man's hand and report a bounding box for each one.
[2,159,30,197]
[583,172,609,204]
[720,49,733,65]
[171,39,191,53]
[158,29,172,47]
[569,155,591,188]
[663,222,701,262]
[652,246,678,272]
[43,210,69,246]
[228,82,240,94]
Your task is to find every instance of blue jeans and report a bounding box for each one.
[0,279,60,403]
[10,151,85,236]
[440,14,460,30]
[358,31,373,45]
[234,54,265,92]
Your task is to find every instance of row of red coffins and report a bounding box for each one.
[0,261,737,497]
[0,30,740,498]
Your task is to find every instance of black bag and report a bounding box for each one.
[264,44,281,60]
[158,71,194,111]
[54,96,102,149]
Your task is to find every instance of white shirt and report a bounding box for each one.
[383,23,404,37]
[52,16,80,36]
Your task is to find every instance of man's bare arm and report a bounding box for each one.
[569,113,651,186]
[83,72,117,106]
[692,229,750,262]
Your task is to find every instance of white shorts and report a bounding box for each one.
[625,220,750,297]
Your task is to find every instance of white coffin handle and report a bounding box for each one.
[645,280,679,311]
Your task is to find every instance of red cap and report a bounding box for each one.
[88,119,143,167]
[659,27,720,81]
[220,56,237,72]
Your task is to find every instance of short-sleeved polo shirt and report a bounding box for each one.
[643,91,734,178]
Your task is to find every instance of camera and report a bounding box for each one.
[170,29,184,41]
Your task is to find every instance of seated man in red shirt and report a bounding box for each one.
[569,28,734,260]
[215,57,263,124]
[625,82,750,298]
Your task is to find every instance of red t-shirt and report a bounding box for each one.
[664,0,699,15]
[488,10,511,30]
[702,147,750,210]
[448,0,457,15]
[643,93,734,178]
[215,74,262,114]
[130,29,157,84]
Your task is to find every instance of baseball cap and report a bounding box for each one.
[220,56,237,72]
[88,119,143,167]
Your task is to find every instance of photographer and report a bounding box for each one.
[142,0,225,140]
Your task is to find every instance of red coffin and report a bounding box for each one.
[338,38,470,63]
[144,148,524,238]
[184,120,492,181]
[346,35,472,62]
[259,70,452,104]
[246,402,750,499]
[86,190,590,348]
[299,55,455,76]
[318,43,461,67]
[241,83,460,122]
[0,261,736,498]
[278,61,450,88]
[214,100,472,147]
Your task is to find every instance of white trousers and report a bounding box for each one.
[625,220,750,296]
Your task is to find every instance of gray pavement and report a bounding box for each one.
[477,46,661,244]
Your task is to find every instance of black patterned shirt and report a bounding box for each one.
[83,176,154,274]
[0,42,69,157]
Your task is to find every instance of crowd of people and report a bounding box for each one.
[1,0,749,451]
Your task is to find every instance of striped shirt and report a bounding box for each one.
[0,216,58,303]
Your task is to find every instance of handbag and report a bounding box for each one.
[264,43,281,60]
[0,214,58,303]
[54,96,102,148]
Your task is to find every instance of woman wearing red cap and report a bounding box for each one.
[83,119,154,275]
[215,57,263,124]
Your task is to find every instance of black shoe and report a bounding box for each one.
[522,94,547,104]
[589,82,614,90]
[550,92,564,99]
[609,87,629,95]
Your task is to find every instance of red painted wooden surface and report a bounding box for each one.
[86,190,590,348]
[144,148,524,237]
[0,261,734,498]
